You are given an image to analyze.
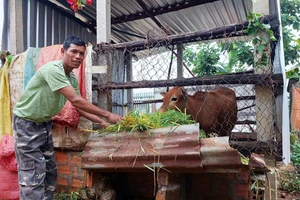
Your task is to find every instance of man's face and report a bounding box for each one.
[61,44,86,69]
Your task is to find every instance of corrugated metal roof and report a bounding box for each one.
[1,0,280,53]
[1,0,97,50]
[52,0,253,44]
[81,124,248,172]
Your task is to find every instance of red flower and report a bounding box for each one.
[66,0,76,4]
[70,4,79,12]
[66,0,92,12]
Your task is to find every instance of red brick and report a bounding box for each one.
[55,151,69,163]
[70,154,82,164]
[72,166,80,177]
[72,178,84,188]
[58,165,72,175]
[56,151,91,191]
[85,171,93,187]
[186,172,250,199]
[235,183,250,197]
[217,173,235,179]
[57,177,69,186]
[238,170,251,183]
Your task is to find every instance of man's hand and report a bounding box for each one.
[107,113,123,124]
[98,120,111,128]
[59,86,123,125]
[76,108,112,128]
[93,117,111,128]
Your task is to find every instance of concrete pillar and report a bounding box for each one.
[94,0,112,112]
[97,0,111,43]
[9,0,24,54]
[252,1,277,199]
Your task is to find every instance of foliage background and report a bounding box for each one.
[183,0,300,77]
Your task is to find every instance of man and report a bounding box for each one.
[12,36,123,200]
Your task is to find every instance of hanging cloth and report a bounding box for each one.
[0,56,13,137]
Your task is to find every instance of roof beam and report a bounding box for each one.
[112,0,219,24]
[135,0,170,34]
[109,15,278,51]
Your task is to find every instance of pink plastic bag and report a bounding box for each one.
[0,135,19,199]
[52,100,80,129]
[0,135,18,172]
[0,164,19,200]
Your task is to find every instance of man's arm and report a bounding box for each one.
[58,86,123,124]
[77,108,111,128]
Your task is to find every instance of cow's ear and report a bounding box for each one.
[181,88,188,99]
[160,92,166,97]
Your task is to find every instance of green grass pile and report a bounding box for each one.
[101,109,195,134]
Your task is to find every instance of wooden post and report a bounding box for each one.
[177,43,183,79]
[125,51,133,112]
[111,49,125,116]
[156,172,183,200]
[9,0,24,54]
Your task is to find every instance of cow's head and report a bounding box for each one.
[158,87,188,112]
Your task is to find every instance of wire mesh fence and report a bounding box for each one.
[133,92,155,114]
[91,15,283,159]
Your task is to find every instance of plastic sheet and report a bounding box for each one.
[291,86,300,130]
[52,100,80,129]
[0,164,19,200]
[0,135,19,200]
[0,135,17,172]
[0,59,13,137]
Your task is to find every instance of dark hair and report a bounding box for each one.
[63,36,86,50]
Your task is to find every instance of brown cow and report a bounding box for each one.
[158,87,238,137]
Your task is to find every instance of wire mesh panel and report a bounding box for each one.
[92,15,283,159]
[133,92,155,113]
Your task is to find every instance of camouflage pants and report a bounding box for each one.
[13,115,57,200]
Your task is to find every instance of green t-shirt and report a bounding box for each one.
[13,60,80,122]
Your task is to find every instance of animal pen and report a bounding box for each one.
[91,15,284,161]
[80,14,286,199]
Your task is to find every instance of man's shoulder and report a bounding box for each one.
[39,60,63,72]
[70,71,78,80]
[42,60,62,67]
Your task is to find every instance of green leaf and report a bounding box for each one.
[256,45,266,53]
[270,35,277,41]
[252,37,260,45]
[247,27,258,35]
[262,24,271,30]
